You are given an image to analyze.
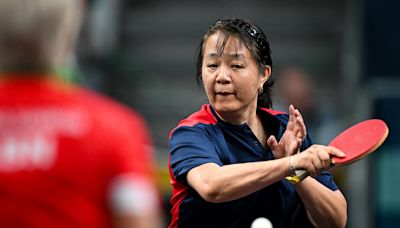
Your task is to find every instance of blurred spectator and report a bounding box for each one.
[0,0,162,227]
[276,66,337,144]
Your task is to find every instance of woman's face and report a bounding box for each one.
[201,31,270,123]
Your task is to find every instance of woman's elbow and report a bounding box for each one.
[330,198,347,228]
[196,183,230,203]
[337,194,348,227]
[196,183,224,203]
[338,202,348,228]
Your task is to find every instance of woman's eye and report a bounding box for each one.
[232,64,244,69]
[207,64,218,68]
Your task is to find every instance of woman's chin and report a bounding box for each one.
[213,103,239,114]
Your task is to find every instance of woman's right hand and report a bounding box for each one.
[292,145,345,177]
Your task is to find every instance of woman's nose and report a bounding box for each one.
[216,65,231,84]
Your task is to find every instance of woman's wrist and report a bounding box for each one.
[289,156,296,176]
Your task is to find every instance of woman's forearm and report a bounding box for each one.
[187,157,292,203]
[295,177,347,228]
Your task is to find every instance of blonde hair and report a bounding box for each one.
[0,0,83,71]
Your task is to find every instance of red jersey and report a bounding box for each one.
[0,75,158,227]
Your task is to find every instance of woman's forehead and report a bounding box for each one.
[204,32,248,56]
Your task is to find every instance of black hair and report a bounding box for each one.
[196,17,274,108]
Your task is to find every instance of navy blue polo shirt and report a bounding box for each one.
[168,104,338,228]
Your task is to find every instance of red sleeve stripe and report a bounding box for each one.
[259,107,287,116]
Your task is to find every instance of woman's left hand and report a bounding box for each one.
[267,105,306,159]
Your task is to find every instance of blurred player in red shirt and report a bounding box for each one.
[0,0,162,227]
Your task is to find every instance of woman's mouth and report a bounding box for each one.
[216,92,234,96]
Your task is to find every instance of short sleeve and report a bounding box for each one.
[110,111,155,177]
[106,110,160,214]
[314,171,338,191]
[169,126,223,184]
[83,94,160,216]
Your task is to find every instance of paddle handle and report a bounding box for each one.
[285,170,309,184]
[285,161,335,184]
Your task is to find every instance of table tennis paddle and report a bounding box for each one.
[286,119,389,184]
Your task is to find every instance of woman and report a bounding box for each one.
[168,18,347,228]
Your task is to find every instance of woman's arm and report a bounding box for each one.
[187,157,293,203]
[186,105,307,203]
[290,145,347,228]
[296,177,347,228]
[187,144,347,228]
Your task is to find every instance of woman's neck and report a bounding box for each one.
[248,111,267,146]
[216,106,256,125]
[215,105,267,146]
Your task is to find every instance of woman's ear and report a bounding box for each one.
[259,65,271,85]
